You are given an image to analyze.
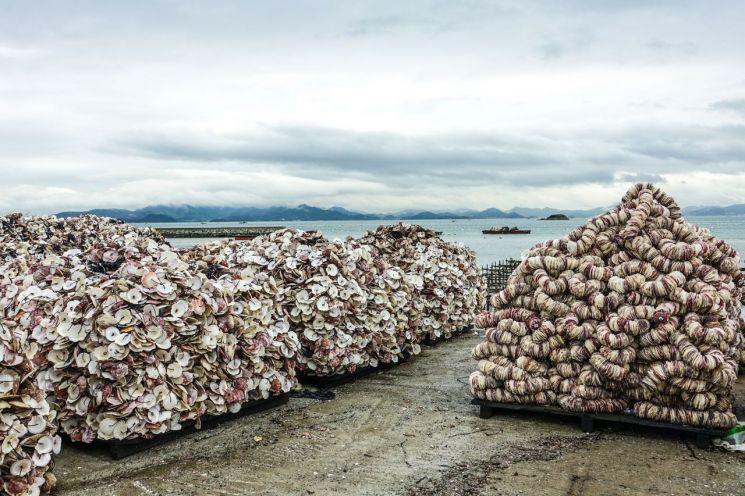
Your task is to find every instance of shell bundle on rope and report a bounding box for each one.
[470,184,742,429]
[739,278,745,365]
[740,314,745,365]
[1,260,61,496]
[361,248,422,359]
[357,223,486,342]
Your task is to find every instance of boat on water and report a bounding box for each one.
[482,226,531,235]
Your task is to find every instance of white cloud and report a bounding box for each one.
[0,0,744,214]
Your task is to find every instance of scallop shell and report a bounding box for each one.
[170,300,189,318]
[34,436,55,455]
[141,271,160,288]
[121,288,144,304]
[10,460,32,477]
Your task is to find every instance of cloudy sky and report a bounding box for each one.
[1,0,744,214]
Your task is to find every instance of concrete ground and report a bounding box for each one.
[54,332,745,496]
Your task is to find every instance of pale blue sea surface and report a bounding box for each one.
[140,216,745,267]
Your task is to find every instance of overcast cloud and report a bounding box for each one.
[1,0,744,214]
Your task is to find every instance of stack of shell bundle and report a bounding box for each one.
[356,223,486,343]
[470,184,742,429]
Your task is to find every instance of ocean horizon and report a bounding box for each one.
[141,215,745,266]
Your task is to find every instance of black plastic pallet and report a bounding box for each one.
[421,326,473,346]
[64,394,289,460]
[472,398,724,449]
[298,359,405,388]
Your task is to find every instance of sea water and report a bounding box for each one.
[142,216,745,266]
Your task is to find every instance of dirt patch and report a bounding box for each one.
[408,434,597,496]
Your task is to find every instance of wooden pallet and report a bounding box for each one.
[64,394,289,460]
[472,399,724,449]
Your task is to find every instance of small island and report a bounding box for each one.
[540,213,570,220]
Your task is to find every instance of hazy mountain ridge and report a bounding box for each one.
[684,204,745,216]
[55,202,743,223]
[57,205,383,222]
[507,206,608,218]
[56,204,525,222]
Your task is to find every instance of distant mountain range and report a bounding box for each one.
[683,204,745,216]
[506,206,608,218]
[57,205,389,223]
[54,202,745,223]
[56,205,532,222]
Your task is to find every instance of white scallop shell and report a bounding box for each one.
[10,459,32,476]
[171,300,189,318]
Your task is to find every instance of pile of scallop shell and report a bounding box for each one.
[357,223,486,342]
[31,230,298,442]
[185,225,484,377]
[189,229,417,376]
[1,212,164,264]
[0,212,486,492]
[184,240,301,413]
[0,216,300,493]
[470,184,742,428]
[1,257,61,496]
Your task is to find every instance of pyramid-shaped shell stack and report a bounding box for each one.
[470,184,743,428]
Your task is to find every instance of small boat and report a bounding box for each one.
[482,226,531,235]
